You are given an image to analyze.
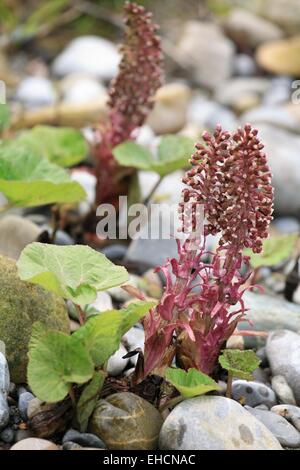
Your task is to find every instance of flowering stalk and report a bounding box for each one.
[94,2,163,206]
[143,124,274,377]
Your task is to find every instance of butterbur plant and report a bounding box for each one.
[17,242,154,430]
[94,1,163,205]
[142,124,274,378]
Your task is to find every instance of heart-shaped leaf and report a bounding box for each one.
[165,367,220,398]
[73,301,154,367]
[17,243,129,307]
[0,145,86,207]
[14,125,88,167]
[28,323,94,403]
[113,135,194,177]
[219,349,261,381]
[77,371,106,432]
[244,233,298,269]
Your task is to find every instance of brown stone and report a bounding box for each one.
[90,392,163,450]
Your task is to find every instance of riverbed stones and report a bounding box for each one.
[0,216,42,260]
[0,254,69,383]
[90,392,163,450]
[62,429,106,449]
[266,330,300,405]
[223,9,283,48]
[245,406,300,448]
[52,36,120,80]
[271,375,296,405]
[147,83,191,134]
[232,380,276,408]
[176,21,234,89]
[107,344,129,376]
[256,36,300,77]
[0,392,9,431]
[237,291,300,347]
[15,76,57,108]
[159,396,282,450]
[18,392,35,421]
[0,352,9,394]
[10,438,59,450]
[271,404,300,432]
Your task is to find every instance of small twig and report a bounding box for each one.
[143,176,164,206]
[69,386,76,408]
[73,1,124,29]
[226,371,233,399]
[236,330,268,337]
[75,304,86,325]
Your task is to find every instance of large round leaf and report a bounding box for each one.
[28,325,94,403]
[73,301,154,366]
[0,145,86,207]
[219,349,261,381]
[15,125,88,167]
[165,367,220,398]
[17,243,129,307]
[113,135,194,177]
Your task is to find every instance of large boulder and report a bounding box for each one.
[159,396,282,450]
[0,254,69,383]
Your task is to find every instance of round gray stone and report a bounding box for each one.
[271,404,300,432]
[159,396,282,450]
[271,375,296,405]
[245,406,300,448]
[236,292,300,348]
[0,391,9,431]
[62,429,105,449]
[266,330,300,405]
[0,351,10,394]
[232,380,276,408]
[18,392,35,421]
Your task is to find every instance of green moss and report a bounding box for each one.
[0,254,69,383]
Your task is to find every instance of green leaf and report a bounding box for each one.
[153,135,194,176]
[0,145,86,207]
[244,233,298,269]
[28,324,94,403]
[113,141,152,171]
[15,125,88,167]
[112,135,194,177]
[0,104,11,131]
[165,368,220,398]
[77,371,106,432]
[73,301,154,366]
[219,349,261,381]
[17,243,129,308]
[119,301,155,336]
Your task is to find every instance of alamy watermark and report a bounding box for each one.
[291,80,300,104]
[95,196,204,245]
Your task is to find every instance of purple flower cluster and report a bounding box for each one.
[95,2,163,205]
[143,124,274,377]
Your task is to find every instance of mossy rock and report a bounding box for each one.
[90,392,163,450]
[0,254,69,383]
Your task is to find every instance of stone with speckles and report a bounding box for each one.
[159,396,282,450]
[232,380,276,408]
